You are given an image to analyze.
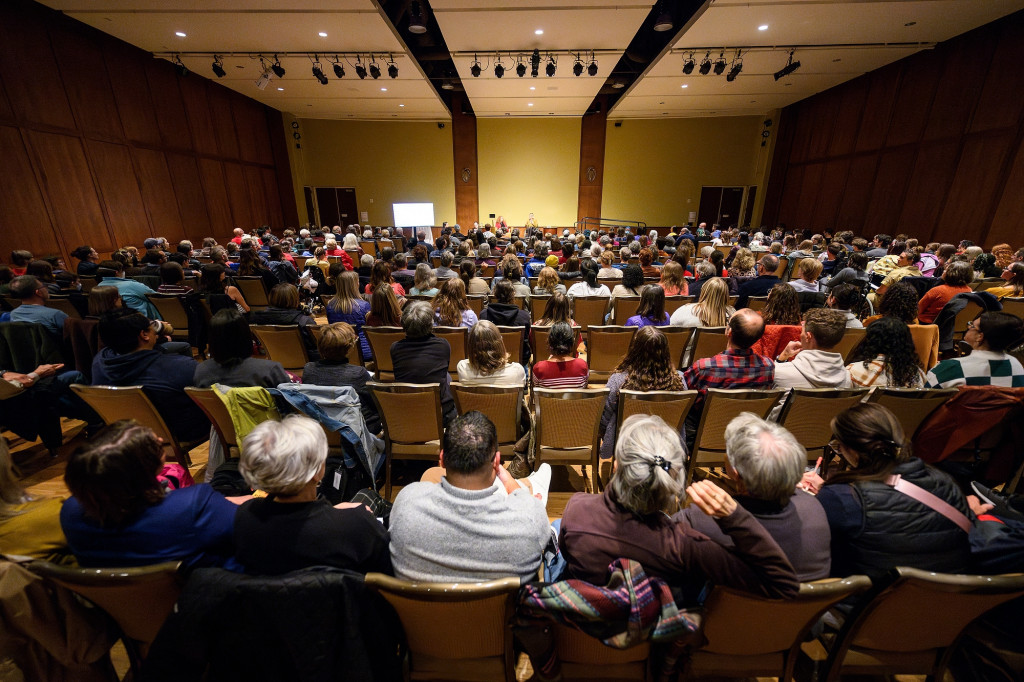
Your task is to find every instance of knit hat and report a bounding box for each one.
[545,255,559,267]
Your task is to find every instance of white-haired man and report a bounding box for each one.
[677,412,831,581]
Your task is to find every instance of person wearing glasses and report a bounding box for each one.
[925,312,1024,389]
[799,403,972,577]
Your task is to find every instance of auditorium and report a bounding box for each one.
[1,0,1024,680]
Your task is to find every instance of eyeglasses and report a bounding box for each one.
[828,438,843,453]
[967,320,977,331]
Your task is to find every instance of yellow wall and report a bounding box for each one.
[477,118,581,227]
[287,117,456,226]
[602,116,769,226]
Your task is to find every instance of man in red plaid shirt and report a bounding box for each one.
[683,309,775,410]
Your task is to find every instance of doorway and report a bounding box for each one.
[697,186,748,228]
[309,187,358,228]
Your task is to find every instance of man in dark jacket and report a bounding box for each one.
[92,309,209,442]
[390,302,456,424]
[735,255,782,309]
[267,245,298,285]
[480,280,531,363]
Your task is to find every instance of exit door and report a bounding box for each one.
[310,187,358,228]
[697,186,746,228]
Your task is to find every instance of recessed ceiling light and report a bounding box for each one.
[277,87,284,91]
[318,31,328,37]
[399,103,405,107]
[381,87,387,91]
[175,31,187,37]
[612,82,625,89]
[529,86,535,90]
[535,29,543,35]
[681,84,688,88]
[758,25,768,31]
[528,102,534,106]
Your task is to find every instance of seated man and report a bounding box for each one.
[677,413,830,581]
[388,411,551,582]
[926,312,1024,388]
[7,275,67,341]
[92,309,209,442]
[773,308,852,389]
[391,301,457,424]
[98,259,161,319]
[683,309,774,406]
[735,255,782,309]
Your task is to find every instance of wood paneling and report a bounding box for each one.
[578,109,606,223]
[0,126,61,257]
[452,96,478,228]
[87,140,151,248]
[0,0,296,267]
[763,9,1024,247]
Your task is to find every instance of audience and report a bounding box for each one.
[774,308,852,389]
[559,413,799,604]
[456,320,526,386]
[252,283,319,359]
[392,301,457,424]
[670,277,733,327]
[678,413,830,581]
[532,321,589,389]
[98,259,161,318]
[7,275,67,341]
[234,416,391,575]
[433,278,478,328]
[735,255,781,309]
[326,270,371,361]
[625,284,670,327]
[917,260,974,324]
[194,309,289,389]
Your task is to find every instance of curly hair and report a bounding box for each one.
[621,264,644,291]
[434,277,470,326]
[848,317,923,388]
[615,326,684,391]
[638,248,654,267]
[537,266,561,293]
[878,281,919,324]
[761,284,801,325]
[732,248,756,275]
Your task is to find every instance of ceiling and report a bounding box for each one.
[42,0,1024,121]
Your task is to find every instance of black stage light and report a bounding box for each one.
[530,49,540,78]
[212,56,226,78]
[388,62,398,78]
[573,59,583,77]
[726,55,742,82]
[545,56,556,77]
[312,62,328,85]
[355,59,367,79]
[271,55,286,78]
[773,51,801,81]
[713,52,727,75]
[516,60,526,77]
[173,55,188,77]
[333,61,345,78]
[369,61,381,79]
[587,59,598,76]
[471,62,481,78]
[698,51,712,75]
[494,62,504,78]
[682,53,695,75]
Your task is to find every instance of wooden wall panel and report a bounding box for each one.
[133,149,185,243]
[763,10,1024,247]
[224,162,254,230]
[827,81,867,157]
[0,74,13,121]
[897,141,959,237]
[207,85,240,159]
[987,135,1024,246]
[0,6,76,130]
[577,109,605,222]
[855,65,899,153]
[104,41,161,146]
[87,140,151,248]
[29,131,111,251]
[179,77,218,156]
[254,109,275,166]
[260,167,284,230]
[146,60,193,151]
[451,95,478,228]
[232,98,263,164]
[198,159,233,236]
[0,125,62,258]
[935,133,1014,243]
[51,28,123,139]
[166,153,211,240]
[243,164,268,225]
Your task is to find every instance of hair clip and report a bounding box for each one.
[651,455,671,472]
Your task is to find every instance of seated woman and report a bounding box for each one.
[826,251,869,292]
[638,248,660,278]
[433,278,478,328]
[252,283,319,360]
[302,322,380,433]
[409,263,439,297]
[788,258,823,294]
[61,420,239,569]
[658,260,688,297]
[559,255,582,281]
[0,436,70,563]
[532,321,589,389]
[827,283,865,329]
[625,284,670,327]
[864,281,920,326]
[234,416,391,575]
[609,264,645,320]
[918,260,973,324]
[760,284,801,326]
[365,283,404,329]
[559,414,798,604]
[566,259,611,300]
[364,260,406,297]
[326,270,371,361]
[801,403,971,577]
[200,263,249,315]
[846,317,926,388]
[597,249,623,280]
[457,320,526,386]
[670,276,734,327]
[194,308,290,389]
[986,262,1024,300]
[599,326,686,458]
[533,266,566,296]
[459,260,491,296]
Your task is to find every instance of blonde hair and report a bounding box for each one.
[693,277,731,327]
[659,261,685,294]
[317,322,356,361]
[537,266,560,293]
[600,250,615,267]
[466,320,510,375]
[799,257,823,281]
[733,248,755,273]
[328,270,362,315]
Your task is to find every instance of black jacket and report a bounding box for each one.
[735,275,782,309]
[391,335,456,424]
[141,567,404,682]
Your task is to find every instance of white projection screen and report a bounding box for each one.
[393,203,435,228]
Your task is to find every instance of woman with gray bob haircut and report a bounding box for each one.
[724,412,806,506]
[608,414,687,515]
[234,415,392,575]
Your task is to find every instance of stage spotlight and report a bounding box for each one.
[682,52,695,75]
[530,49,540,77]
[388,60,398,78]
[271,55,286,78]
[545,56,556,77]
[355,57,367,79]
[470,54,482,78]
[516,58,526,77]
[652,0,672,32]
[173,54,188,77]
[369,58,381,79]
[726,60,742,82]
[408,0,427,34]
[587,58,598,76]
[713,52,727,75]
[312,61,328,85]
[698,51,712,75]
[333,59,345,79]
[211,56,226,78]
[494,61,504,78]
[573,58,583,77]
[773,50,801,80]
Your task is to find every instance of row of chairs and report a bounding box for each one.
[28,557,1024,682]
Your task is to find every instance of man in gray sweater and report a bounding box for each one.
[388,411,551,583]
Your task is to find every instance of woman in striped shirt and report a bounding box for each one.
[532,322,589,389]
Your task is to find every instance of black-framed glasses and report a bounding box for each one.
[828,438,843,453]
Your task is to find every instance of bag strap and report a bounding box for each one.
[886,474,972,533]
